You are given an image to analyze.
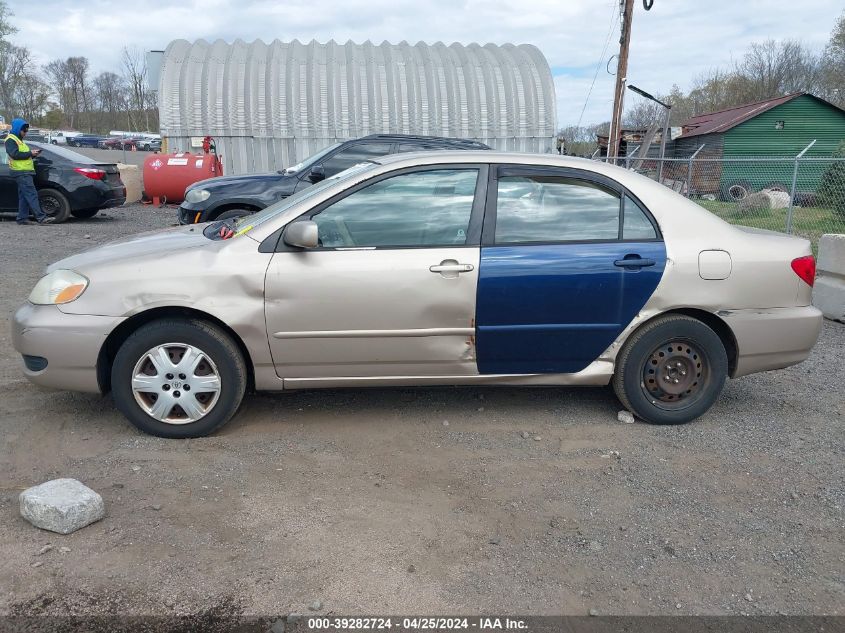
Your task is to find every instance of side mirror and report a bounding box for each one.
[308,164,326,183]
[283,220,319,249]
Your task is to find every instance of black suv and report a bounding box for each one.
[179,134,490,224]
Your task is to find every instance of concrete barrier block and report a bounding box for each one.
[813,233,845,323]
[817,233,845,276]
[813,277,845,323]
[117,163,142,204]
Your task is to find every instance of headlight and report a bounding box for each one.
[185,189,211,203]
[29,270,89,305]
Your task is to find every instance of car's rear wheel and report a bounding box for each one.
[71,208,99,219]
[37,189,71,223]
[612,315,727,425]
[215,209,253,221]
[111,319,247,438]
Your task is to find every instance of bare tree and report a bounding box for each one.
[0,44,31,117]
[44,59,74,127]
[121,46,149,131]
[66,56,92,132]
[15,72,50,121]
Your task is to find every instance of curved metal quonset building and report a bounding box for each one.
[158,39,556,174]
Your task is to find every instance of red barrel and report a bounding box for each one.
[143,153,223,204]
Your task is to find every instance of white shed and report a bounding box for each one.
[157,38,557,175]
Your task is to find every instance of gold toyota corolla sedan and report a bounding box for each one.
[12,152,823,437]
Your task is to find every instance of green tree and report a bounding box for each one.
[818,141,845,218]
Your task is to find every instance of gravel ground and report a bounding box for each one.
[0,204,842,617]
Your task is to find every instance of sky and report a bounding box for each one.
[8,0,842,127]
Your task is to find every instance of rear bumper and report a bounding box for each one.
[722,305,823,377]
[11,303,124,393]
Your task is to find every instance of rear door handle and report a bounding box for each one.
[614,255,656,268]
[430,263,474,273]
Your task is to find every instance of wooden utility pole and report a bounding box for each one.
[609,0,635,163]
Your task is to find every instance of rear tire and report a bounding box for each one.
[111,319,248,438]
[37,189,71,223]
[612,315,727,425]
[71,208,99,219]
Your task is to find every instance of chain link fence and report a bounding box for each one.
[600,152,845,249]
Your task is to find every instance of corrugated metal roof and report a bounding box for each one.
[679,93,803,138]
[158,38,557,174]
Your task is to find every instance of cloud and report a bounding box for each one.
[10,0,840,127]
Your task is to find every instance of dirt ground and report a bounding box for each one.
[0,205,843,618]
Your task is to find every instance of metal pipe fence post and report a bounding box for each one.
[686,144,705,198]
[657,107,671,184]
[786,140,817,234]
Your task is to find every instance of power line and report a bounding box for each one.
[575,0,621,130]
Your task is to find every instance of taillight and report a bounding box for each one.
[791,255,816,287]
[74,167,106,180]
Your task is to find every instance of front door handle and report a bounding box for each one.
[430,263,474,273]
[614,255,656,269]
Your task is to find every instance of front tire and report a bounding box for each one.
[37,189,72,223]
[111,319,247,438]
[215,209,253,221]
[612,315,728,425]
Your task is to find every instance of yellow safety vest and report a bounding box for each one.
[7,133,35,172]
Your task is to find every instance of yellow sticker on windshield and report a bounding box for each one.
[235,224,253,236]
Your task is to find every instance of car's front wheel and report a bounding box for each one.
[111,319,247,438]
[613,315,728,425]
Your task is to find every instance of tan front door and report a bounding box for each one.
[264,166,485,381]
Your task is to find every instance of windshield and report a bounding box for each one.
[283,142,342,174]
[234,161,378,230]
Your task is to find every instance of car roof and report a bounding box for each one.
[359,134,490,149]
[373,150,591,167]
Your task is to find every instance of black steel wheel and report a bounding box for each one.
[641,338,709,411]
[613,315,728,425]
[37,189,71,223]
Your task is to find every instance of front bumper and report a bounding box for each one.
[722,305,823,377]
[11,303,125,393]
[178,204,207,225]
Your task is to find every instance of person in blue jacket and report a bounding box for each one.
[5,118,52,225]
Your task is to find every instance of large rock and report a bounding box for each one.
[19,478,105,534]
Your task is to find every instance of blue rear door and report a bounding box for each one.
[476,166,667,375]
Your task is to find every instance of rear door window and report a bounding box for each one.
[494,174,621,243]
[622,195,658,240]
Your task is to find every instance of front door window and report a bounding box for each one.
[311,168,479,248]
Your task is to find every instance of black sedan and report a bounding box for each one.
[0,142,126,222]
[179,134,490,224]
